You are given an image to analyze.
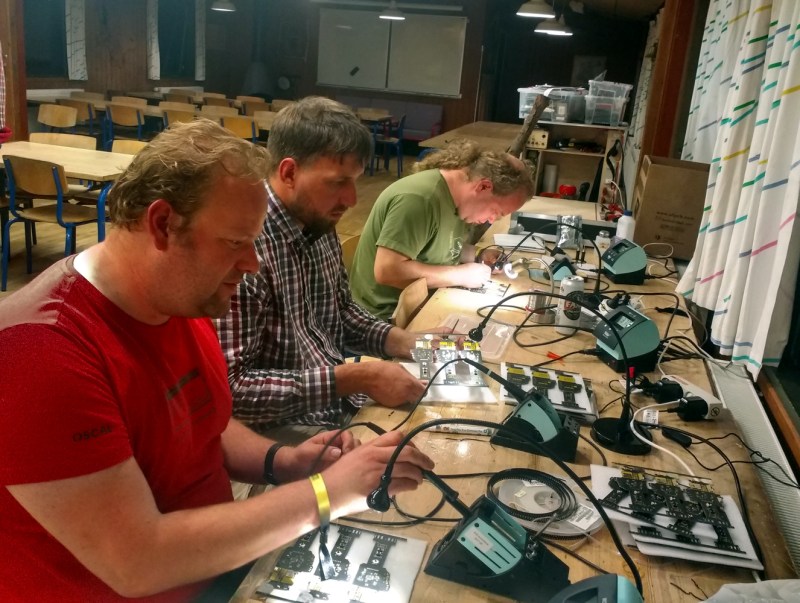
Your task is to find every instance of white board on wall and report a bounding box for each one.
[317,9,390,91]
[387,14,466,97]
[316,8,466,97]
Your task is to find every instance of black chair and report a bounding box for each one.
[371,114,406,178]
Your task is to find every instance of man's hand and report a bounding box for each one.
[361,361,427,407]
[476,247,503,268]
[277,430,360,483]
[323,430,435,517]
[455,262,492,289]
[335,361,426,407]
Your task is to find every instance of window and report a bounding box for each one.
[24,0,68,78]
[158,0,196,78]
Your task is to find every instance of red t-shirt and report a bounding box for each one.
[0,258,235,602]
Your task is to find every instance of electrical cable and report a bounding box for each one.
[544,539,609,575]
[367,416,644,595]
[485,468,578,524]
[632,403,694,476]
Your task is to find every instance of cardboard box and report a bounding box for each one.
[631,156,710,260]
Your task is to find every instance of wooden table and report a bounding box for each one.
[232,198,796,602]
[0,141,133,240]
[420,120,522,152]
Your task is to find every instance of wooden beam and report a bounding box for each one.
[639,0,698,160]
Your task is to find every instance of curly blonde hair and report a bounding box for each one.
[413,139,535,197]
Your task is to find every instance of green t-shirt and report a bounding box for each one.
[351,169,469,319]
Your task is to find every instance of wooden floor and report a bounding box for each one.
[0,155,410,300]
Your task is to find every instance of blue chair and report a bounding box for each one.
[1,156,99,291]
[371,114,406,179]
[102,103,145,151]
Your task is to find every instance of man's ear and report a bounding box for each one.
[145,199,183,251]
[276,157,299,189]
[475,178,493,194]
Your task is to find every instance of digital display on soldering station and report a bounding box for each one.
[614,314,635,329]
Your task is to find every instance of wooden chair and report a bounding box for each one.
[37,104,78,132]
[201,92,227,99]
[390,277,429,329]
[111,139,149,155]
[29,132,97,150]
[371,114,406,178]
[158,101,195,112]
[58,98,98,136]
[253,110,279,130]
[1,156,99,291]
[102,103,145,150]
[110,95,147,107]
[70,91,105,100]
[164,92,194,104]
[244,101,271,116]
[200,105,239,119]
[236,95,265,104]
[221,116,257,143]
[339,233,360,273]
[270,99,295,111]
[163,110,196,128]
[203,96,232,108]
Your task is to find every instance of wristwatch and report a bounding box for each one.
[263,443,285,485]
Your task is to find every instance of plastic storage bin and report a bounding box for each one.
[584,95,626,126]
[588,80,633,100]
[518,86,585,120]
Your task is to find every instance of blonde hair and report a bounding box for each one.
[413,139,535,197]
[108,118,269,229]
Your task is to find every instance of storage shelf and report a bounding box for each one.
[539,148,604,158]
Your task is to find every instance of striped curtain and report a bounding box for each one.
[146,0,160,80]
[147,0,206,81]
[678,0,800,377]
[65,0,88,80]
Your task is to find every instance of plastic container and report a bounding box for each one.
[518,86,586,119]
[584,95,627,126]
[616,211,636,241]
[588,80,633,100]
[595,230,611,255]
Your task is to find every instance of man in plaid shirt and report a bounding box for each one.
[215,97,426,437]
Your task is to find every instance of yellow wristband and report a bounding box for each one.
[309,473,331,527]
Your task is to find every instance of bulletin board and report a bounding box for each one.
[316,8,466,97]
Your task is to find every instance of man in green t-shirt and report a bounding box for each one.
[351,141,534,320]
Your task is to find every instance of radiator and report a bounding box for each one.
[708,362,800,573]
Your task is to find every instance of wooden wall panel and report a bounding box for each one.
[1,0,27,140]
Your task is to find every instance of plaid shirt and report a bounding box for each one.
[214,183,393,430]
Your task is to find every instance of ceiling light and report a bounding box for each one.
[211,0,236,12]
[379,0,405,20]
[534,15,572,36]
[516,1,555,18]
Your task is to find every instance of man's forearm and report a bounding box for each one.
[383,326,417,359]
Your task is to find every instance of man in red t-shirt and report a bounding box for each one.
[0,119,433,602]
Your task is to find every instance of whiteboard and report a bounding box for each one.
[317,9,390,91]
[316,9,466,97]
[387,14,466,97]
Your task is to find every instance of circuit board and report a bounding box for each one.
[255,524,427,603]
[500,363,598,421]
[590,464,763,570]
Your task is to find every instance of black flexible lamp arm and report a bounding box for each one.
[492,230,551,269]
[368,416,643,596]
[467,290,632,426]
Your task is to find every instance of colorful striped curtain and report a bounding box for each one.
[679,0,800,377]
